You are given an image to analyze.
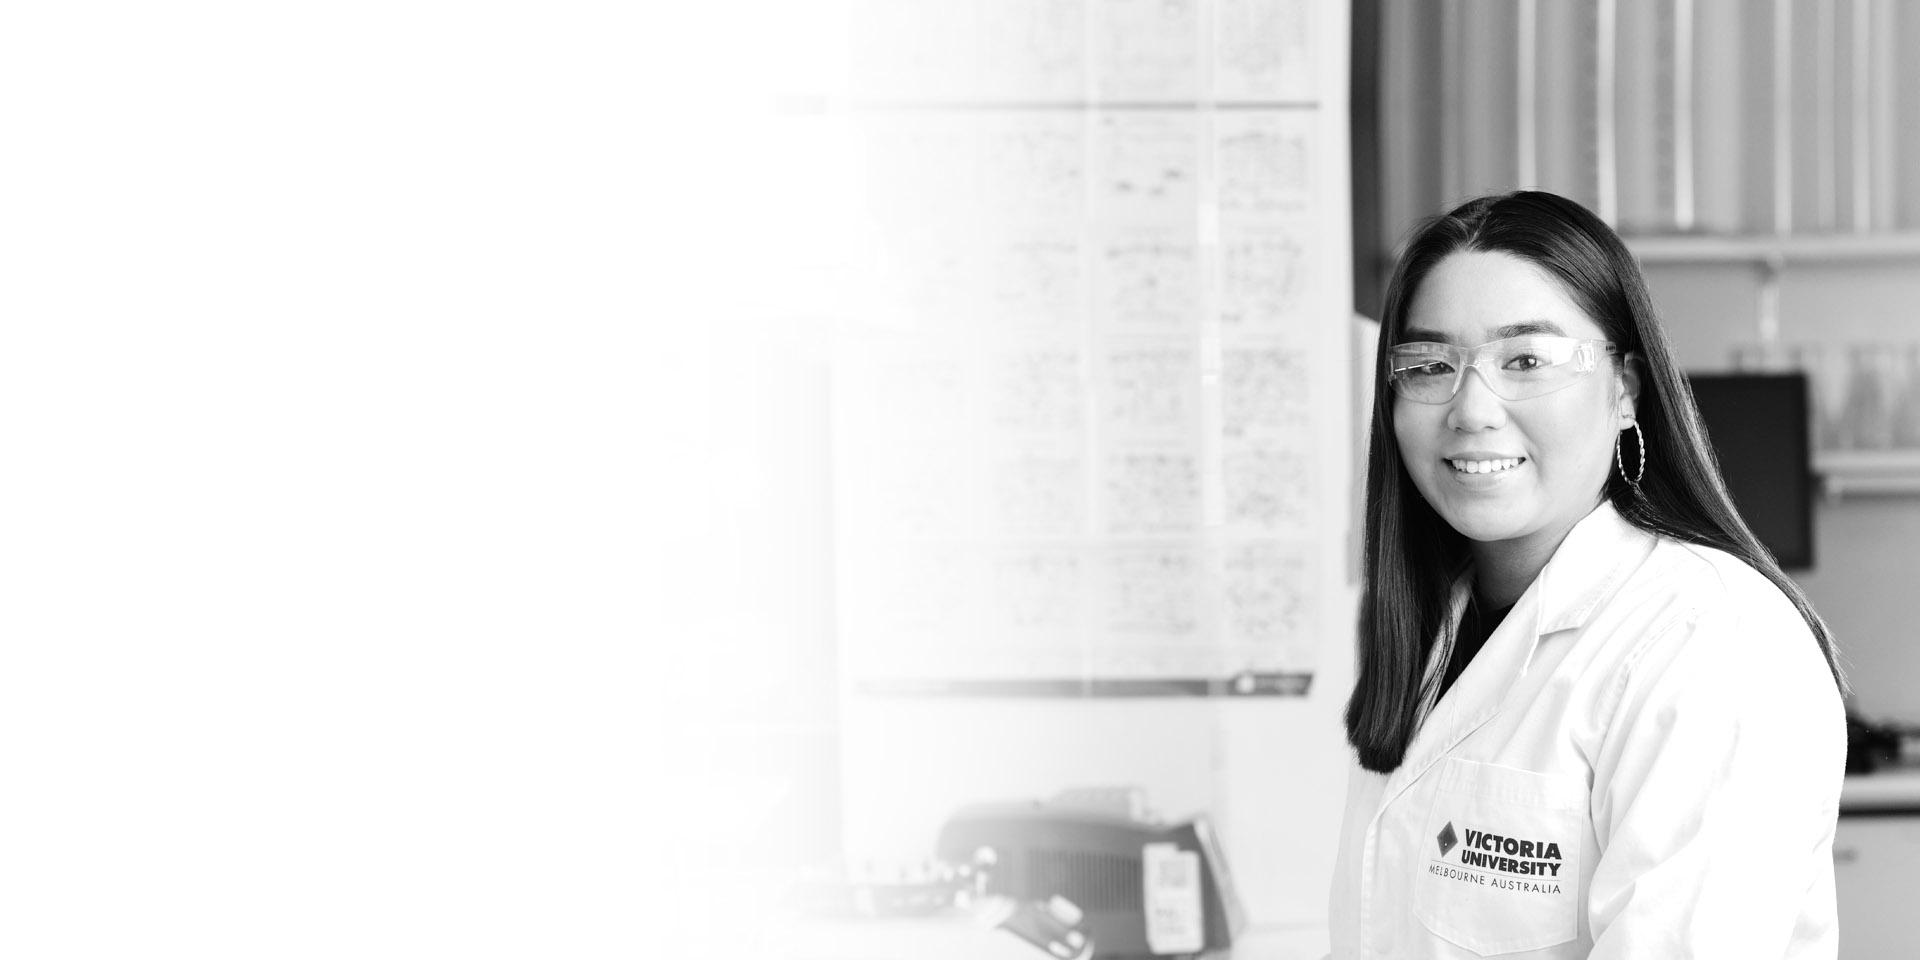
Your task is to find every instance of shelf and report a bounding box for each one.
[1626,232,1920,265]
[1842,770,1920,814]
[1815,450,1920,498]
[1816,450,1920,473]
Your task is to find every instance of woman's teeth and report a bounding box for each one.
[1450,457,1524,474]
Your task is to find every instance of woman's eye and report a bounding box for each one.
[1504,354,1545,372]
[1405,361,1453,377]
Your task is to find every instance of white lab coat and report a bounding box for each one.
[1329,502,1845,959]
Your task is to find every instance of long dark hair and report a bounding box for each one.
[1345,191,1847,773]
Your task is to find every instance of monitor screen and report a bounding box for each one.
[1683,372,1814,569]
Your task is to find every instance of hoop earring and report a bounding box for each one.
[1615,421,1646,489]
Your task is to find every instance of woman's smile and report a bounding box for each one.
[1447,455,1527,475]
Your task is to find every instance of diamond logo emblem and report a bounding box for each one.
[1436,822,1458,857]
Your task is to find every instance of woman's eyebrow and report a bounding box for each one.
[1397,319,1567,344]
[1492,319,1567,338]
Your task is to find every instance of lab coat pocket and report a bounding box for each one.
[1412,758,1584,956]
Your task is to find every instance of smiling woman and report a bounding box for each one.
[1391,252,1636,609]
[1329,191,1849,959]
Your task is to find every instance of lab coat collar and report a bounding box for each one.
[1376,501,1654,806]
[1535,500,1658,636]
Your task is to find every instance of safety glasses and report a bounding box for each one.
[1387,335,1619,404]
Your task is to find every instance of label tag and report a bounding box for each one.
[1142,841,1204,954]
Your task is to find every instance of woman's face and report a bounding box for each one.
[1392,250,1636,561]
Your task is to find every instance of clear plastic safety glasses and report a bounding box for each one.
[1387,335,1619,404]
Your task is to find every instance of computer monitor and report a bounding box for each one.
[1684,372,1814,569]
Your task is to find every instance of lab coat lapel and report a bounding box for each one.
[1371,502,1651,814]
[1377,578,1544,807]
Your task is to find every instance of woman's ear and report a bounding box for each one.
[1616,353,1644,426]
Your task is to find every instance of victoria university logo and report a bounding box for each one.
[1436,821,1459,856]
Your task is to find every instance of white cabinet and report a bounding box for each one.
[1834,815,1920,959]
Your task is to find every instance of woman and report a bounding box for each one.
[1329,191,1848,958]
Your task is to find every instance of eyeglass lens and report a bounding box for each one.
[1388,336,1609,404]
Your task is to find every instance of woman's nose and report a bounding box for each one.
[1445,365,1508,430]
